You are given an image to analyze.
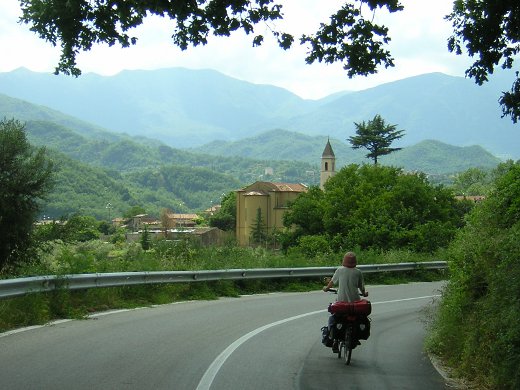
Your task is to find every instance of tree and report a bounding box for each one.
[209,192,236,231]
[250,207,267,245]
[60,214,100,242]
[0,118,54,270]
[452,167,491,196]
[19,1,519,122]
[446,1,520,123]
[123,205,146,218]
[141,225,152,250]
[283,186,325,236]
[285,164,462,252]
[348,114,404,164]
[97,220,115,235]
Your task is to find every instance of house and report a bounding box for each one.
[235,181,308,246]
[111,217,126,227]
[128,214,160,232]
[165,213,199,228]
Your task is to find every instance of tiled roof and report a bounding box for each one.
[322,138,335,158]
[240,181,308,193]
[166,213,199,219]
[271,182,308,192]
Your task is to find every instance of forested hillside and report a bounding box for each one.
[43,150,244,219]
[379,140,502,174]
[23,120,318,180]
[193,129,502,174]
[24,121,319,219]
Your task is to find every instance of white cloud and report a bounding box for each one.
[0,0,472,99]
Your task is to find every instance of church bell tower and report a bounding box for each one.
[320,138,336,190]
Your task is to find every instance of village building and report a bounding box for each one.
[235,181,308,246]
[235,138,336,246]
[165,212,200,228]
[127,214,160,232]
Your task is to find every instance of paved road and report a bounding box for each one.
[0,282,448,389]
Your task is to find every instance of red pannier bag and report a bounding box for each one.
[328,299,372,316]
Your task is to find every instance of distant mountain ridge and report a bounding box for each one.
[0,67,518,159]
[0,67,312,147]
[0,93,503,176]
[0,93,504,218]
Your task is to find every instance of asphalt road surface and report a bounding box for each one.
[0,281,448,389]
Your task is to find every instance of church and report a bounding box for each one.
[235,139,336,246]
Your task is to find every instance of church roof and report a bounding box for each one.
[239,182,308,193]
[322,138,335,158]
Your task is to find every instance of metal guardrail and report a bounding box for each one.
[0,261,447,300]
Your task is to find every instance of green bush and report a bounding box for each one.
[297,235,331,258]
[426,161,520,390]
[284,164,462,253]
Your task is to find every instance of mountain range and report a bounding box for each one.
[0,87,505,218]
[0,67,518,159]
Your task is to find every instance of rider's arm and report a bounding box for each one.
[358,271,368,297]
[322,278,334,292]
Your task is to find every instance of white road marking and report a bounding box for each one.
[195,309,325,390]
[372,295,441,305]
[195,294,440,390]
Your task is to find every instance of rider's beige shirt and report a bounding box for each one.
[331,266,364,302]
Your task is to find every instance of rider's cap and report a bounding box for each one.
[343,252,357,268]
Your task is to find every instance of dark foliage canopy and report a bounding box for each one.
[0,119,54,270]
[446,0,520,122]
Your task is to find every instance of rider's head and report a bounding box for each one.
[342,252,357,268]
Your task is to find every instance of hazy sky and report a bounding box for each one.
[0,0,472,99]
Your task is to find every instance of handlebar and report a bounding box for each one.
[323,287,368,297]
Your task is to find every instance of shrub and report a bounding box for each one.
[297,235,331,258]
[426,162,520,390]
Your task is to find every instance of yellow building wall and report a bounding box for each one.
[236,185,304,246]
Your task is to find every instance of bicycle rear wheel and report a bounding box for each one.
[343,327,353,365]
[337,339,342,359]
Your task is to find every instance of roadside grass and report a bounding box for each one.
[0,240,447,333]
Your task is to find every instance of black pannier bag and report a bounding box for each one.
[357,316,371,340]
[321,326,333,347]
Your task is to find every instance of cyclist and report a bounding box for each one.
[323,251,368,351]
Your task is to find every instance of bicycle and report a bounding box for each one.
[324,288,371,365]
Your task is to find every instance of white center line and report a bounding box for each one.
[195,309,325,390]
